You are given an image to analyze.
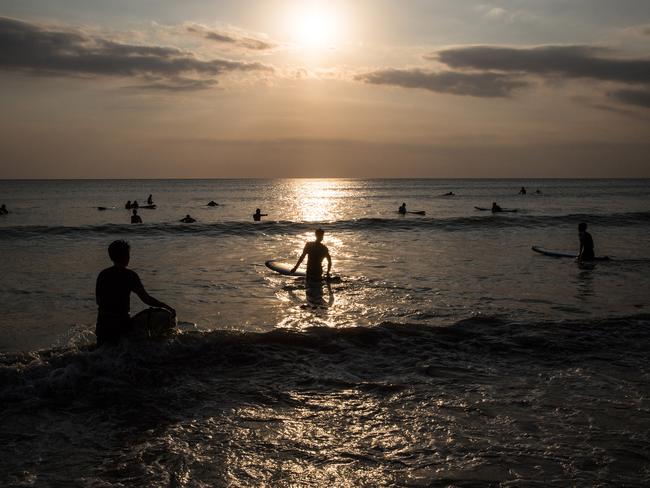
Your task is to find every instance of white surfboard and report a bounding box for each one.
[532,246,577,258]
[265,260,306,277]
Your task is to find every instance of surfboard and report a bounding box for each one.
[131,307,176,339]
[265,260,306,277]
[408,211,426,215]
[139,204,157,209]
[475,207,518,213]
[532,246,610,260]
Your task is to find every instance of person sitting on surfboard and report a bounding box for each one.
[253,208,268,221]
[491,202,503,213]
[130,208,142,224]
[398,203,407,215]
[95,240,175,346]
[578,222,595,261]
[290,228,332,282]
[125,200,132,210]
[180,214,196,223]
[207,201,218,207]
[519,187,527,195]
[147,194,153,205]
[0,204,8,215]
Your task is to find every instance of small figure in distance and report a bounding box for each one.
[519,186,527,195]
[207,201,219,207]
[131,208,142,224]
[180,214,196,223]
[535,189,542,194]
[147,194,153,205]
[578,222,595,262]
[132,200,139,209]
[0,204,8,215]
[291,228,332,282]
[253,208,268,221]
[95,240,175,347]
[125,200,132,210]
[398,202,407,215]
[442,192,455,196]
[491,202,503,213]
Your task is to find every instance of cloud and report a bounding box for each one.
[609,88,650,108]
[355,68,527,97]
[432,45,650,84]
[185,23,276,51]
[0,16,271,90]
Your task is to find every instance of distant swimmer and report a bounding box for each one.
[180,214,196,223]
[578,222,595,261]
[253,208,268,221]
[0,204,8,215]
[291,228,332,282]
[519,187,527,195]
[132,200,139,209]
[147,194,153,205]
[398,203,407,215]
[125,200,132,210]
[131,209,142,224]
[442,192,455,196]
[95,240,175,347]
[491,202,503,213]
[207,201,219,207]
[535,189,542,194]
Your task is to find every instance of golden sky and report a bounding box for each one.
[1,1,649,177]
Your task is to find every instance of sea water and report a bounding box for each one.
[1,179,650,486]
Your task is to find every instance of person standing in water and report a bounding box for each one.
[0,204,8,215]
[131,208,142,224]
[253,208,268,221]
[291,228,332,281]
[398,203,407,215]
[147,194,153,205]
[578,222,595,261]
[95,240,174,346]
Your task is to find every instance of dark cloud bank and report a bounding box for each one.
[358,44,650,109]
[0,16,271,90]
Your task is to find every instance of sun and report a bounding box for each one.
[288,3,342,50]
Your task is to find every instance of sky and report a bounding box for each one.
[1,0,649,178]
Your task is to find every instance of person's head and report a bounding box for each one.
[315,228,325,242]
[492,202,497,206]
[401,202,406,206]
[255,208,261,213]
[579,222,588,232]
[108,240,130,266]
[186,214,191,218]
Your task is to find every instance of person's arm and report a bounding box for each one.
[290,245,308,274]
[577,236,584,261]
[133,277,175,315]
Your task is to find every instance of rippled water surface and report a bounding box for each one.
[1,179,650,486]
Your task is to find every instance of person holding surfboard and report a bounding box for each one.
[290,228,332,282]
[578,222,595,261]
[95,240,175,346]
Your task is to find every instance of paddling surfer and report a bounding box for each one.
[95,240,174,346]
[290,228,332,282]
[253,208,268,221]
[578,222,595,261]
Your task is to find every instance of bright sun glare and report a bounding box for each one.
[289,3,342,50]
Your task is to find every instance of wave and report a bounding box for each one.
[1,211,649,238]
[2,314,649,405]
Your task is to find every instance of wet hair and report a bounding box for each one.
[315,228,325,237]
[578,222,588,231]
[108,240,130,262]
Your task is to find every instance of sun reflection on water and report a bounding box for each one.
[290,179,345,222]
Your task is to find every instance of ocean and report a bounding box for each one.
[1,178,650,486]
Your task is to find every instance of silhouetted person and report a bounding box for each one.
[125,200,132,210]
[132,200,139,209]
[147,194,153,205]
[491,202,503,213]
[535,189,542,194]
[442,192,455,196]
[291,228,332,282]
[0,204,8,215]
[207,201,218,207]
[131,209,142,224]
[519,187,527,195]
[180,214,196,223]
[95,240,174,347]
[253,208,268,221]
[578,222,595,261]
[398,203,407,215]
